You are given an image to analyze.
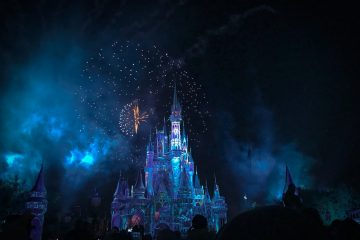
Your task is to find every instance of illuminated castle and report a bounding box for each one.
[111,87,227,234]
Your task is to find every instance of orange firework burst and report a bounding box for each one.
[132,101,148,134]
[119,100,148,136]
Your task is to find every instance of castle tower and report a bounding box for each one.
[134,169,146,199]
[25,164,47,240]
[181,121,188,152]
[170,85,183,194]
[163,117,168,154]
[193,168,204,216]
[156,128,165,158]
[170,85,182,151]
[213,175,220,199]
[111,173,125,229]
[211,175,227,232]
[145,132,154,195]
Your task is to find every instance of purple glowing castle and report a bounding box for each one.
[111,87,227,234]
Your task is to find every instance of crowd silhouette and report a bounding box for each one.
[1,206,360,239]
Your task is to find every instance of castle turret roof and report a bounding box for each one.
[213,175,220,199]
[31,163,46,194]
[283,164,295,194]
[146,130,154,152]
[194,167,201,189]
[134,169,145,191]
[114,172,124,198]
[171,84,182,113]
[204,180,211,203]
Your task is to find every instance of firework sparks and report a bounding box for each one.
[119,100,148,136]
[133,101,148,134]
[77,41,209,147]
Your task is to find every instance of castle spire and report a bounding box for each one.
[213,174,220,199]
[134,169,145,198]
[31,162,46,193]
[146,128,154,152]
[163,117,167,135]
[172,83,181,113]
[204,180,211,203]
[170,85,182,150]
[283,164,295,194]
[182,121,186,140]
[194,167,201,189]
[114,171,124,198]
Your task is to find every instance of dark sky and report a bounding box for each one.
[1,1,359,217]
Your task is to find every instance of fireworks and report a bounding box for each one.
[119,100,148,136]
[77,41,209,146]
[133,101,149,134]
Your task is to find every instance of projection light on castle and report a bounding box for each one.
[110,87,227,235]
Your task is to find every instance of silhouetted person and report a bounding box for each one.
[329,218,360,240]
[1,213,33,240]
[156,228,177,240]
[65,219,94,240]
[216,206,327,240]
[187,214,215,240]
[143,233,153,240]
[132,224,145,240]
[104,226,121,240]
[283,184,302,210]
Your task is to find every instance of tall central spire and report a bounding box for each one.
[171,84,182,114]
[170,84,182,150]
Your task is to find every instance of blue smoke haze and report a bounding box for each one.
[0,37,130,206]
[220,101,315,210]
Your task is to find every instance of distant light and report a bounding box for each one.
[5,153,24,167]
[81,152,94,165]
[243,194,247,200]
[66,151,76,165]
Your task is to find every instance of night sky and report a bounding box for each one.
[1,1,359,218]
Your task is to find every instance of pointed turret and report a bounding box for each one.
[114,172,124,199]
[283,164,295,194]
[163,117,168,154]
[211,175,228,232]
[194,167,201,189]
[146,129,154,152]
[31,163,46,193]
[146,129,154,166]
[134,169,145,198]
[204,180,211,203]
[163,117,167,135]
[213,174,220,199]
[171,84,182,114]
[124,179,130,197]
[182,121,186,141]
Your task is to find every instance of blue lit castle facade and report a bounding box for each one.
[111,88,227,234]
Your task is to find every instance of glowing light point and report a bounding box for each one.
[5,153,24,167]
[81,152,94,165]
